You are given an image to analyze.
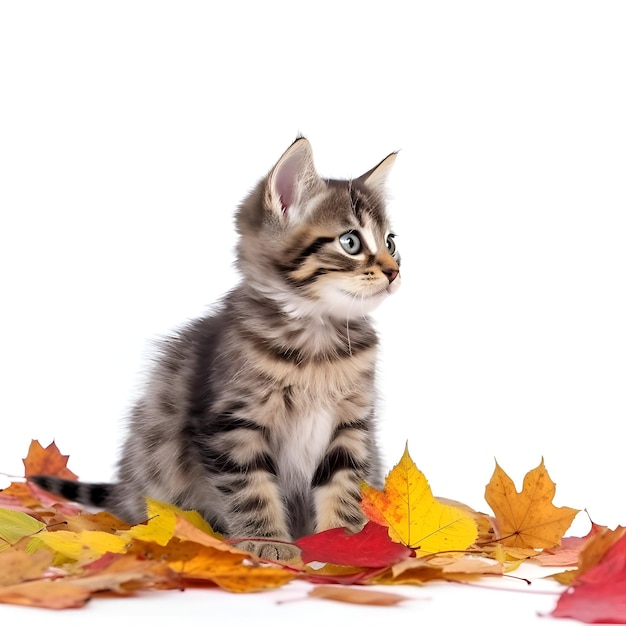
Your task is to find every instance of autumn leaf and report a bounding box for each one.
[296,521,413,568]
[63,511,132,534]
[575,524,626,581]
[0,482,82,519]
[30,529,128,563]
[0,580,91,610]
[128,538,295,592]
[124,498,179,547]
[1,438,612,612]
[551,530,626,623]
[374,553,503,586]
[307,585,413,607]
[533,519,605,568]
[301,564,386,586]
[360,445,478,552]
[3,550,174,604]
[0,544,52,586]
[173,515,244,555]
[552,581,626,624]
[0,482,42,513]
[484,459,579,549]
[67,553,179,594]
[124,498,223,547]
[22,440,78,480]
[174,547,295,593]
[0,508,46,551]
[489,543,537,566]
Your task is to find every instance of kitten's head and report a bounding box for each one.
[236,137,400,321]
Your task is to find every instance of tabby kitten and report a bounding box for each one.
[31,137,401,560]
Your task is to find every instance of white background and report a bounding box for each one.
[1,2,625,623]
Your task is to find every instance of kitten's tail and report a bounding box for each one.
[28,475,114,510]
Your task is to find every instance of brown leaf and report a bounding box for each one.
[308,585,413,606]
[23,440,78,480]
[483,543,537,564]
[0,580,91,610]
[68,553,179,593]
[63,511,132,534]
[430,554,503,577]
[173,515,247,555]
[375,557,444,585]
[0,544,53,586]
[380,554,502,585]
[301,563,386,586]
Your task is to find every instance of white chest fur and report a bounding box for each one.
[276,403,335,491]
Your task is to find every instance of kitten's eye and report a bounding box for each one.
[339,231,362,255]
[386,234,397,256]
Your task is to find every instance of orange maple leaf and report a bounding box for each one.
[484,459,579,549]
[22,440,78,481]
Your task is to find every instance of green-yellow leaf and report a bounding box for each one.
[0,508,46,551]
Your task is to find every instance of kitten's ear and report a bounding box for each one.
[355,152,398,194]
[267,137,322,216]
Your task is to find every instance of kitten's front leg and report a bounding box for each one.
[227,474,300,561]
[311,424,372,534]
[196,425,298,561]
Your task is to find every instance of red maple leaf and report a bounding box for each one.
[295,521,413,568]
[551,530,626,623]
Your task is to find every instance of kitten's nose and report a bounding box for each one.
[383,267,399,283]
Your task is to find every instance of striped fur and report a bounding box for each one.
[30,138,401,560]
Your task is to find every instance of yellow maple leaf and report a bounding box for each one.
[484,459,579,549]
[29,530,128,562]
[124,498,221,547]
[360,445,478,552]
[124,499,178,547]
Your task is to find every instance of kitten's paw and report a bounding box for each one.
[235,539,300,562]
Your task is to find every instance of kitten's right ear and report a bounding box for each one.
[355,151,398,195]
[266,137,322,217]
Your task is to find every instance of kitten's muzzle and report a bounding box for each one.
[383,267,399,283]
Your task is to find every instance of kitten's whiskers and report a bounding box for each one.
[345,293,355,356]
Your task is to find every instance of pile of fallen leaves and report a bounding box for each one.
[1,441,625,622]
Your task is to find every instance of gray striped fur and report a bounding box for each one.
[30,138,401,560]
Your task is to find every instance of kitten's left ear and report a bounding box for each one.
[267,137,323,217]
[355,152,398,194]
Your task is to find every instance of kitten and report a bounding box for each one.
[30,137,401,560]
